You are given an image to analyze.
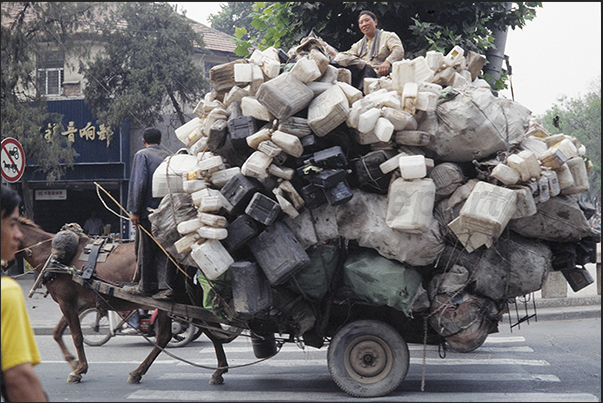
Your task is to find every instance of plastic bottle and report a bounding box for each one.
[398,154,426,179]
[443,45,465,67]
[191,240,234,281]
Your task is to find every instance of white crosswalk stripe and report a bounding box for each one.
[116,332,600,402]
[126,390,599,402]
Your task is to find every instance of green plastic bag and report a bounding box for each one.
[287,242,340,300]
[343,248,423,317]
[196,270,232,320]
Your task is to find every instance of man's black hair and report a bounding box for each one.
[359,10,377,21]
[143,127,162,145]
[1,185,21,219]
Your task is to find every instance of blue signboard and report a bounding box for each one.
[45,99,123,163]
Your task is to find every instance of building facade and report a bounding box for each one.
[2,4,237,239]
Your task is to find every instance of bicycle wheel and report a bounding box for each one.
[80,308,112,346]
[192,325,203,342]
[167,320,196,348]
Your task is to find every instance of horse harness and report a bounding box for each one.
[29,225,118,294]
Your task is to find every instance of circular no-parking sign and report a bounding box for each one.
[1,137,25,183]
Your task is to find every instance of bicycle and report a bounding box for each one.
[79,307,198,348]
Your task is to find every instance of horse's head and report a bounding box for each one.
[14,217,55,271]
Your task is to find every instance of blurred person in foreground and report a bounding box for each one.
[1,185,48,402]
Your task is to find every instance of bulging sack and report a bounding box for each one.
[148,192,199,268]
[508,194,596,242]
[343,247,429,317]
[334,188,445,267]
[437,230,552,300]
[427,86,530,162]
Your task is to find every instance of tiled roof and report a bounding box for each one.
[1,3,236,55]
[190,20,237,54]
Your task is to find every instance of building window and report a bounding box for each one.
[37,51,65,96]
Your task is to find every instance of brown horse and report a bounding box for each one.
[16,217,229,385]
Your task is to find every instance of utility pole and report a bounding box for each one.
[483,2,512,94]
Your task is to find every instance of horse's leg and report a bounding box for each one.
[127,310,171,384]
[52,315,78,370]
[56,299,89,383]
[203,330,228,385]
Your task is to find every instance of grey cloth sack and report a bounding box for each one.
[426,86,531,162]
[508,194,596,242]
[148,192,198,267]
[437,230,552,300]
[333,189,445,267]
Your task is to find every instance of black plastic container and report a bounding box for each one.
[277,48,290,64]
[323,180,354,206]
[230,261,273,315]
[245,193,282,226]
[249,221,310,286]
[308,168,348,188]
[224,214,261,252]
[300,183,327,210]
[251,332,277,358]
[353,150,394,194]
[311,145,348,169]
[562,266,594,292]
[220,173,263,216]
[207,119,228,152]
[228,115,257,150]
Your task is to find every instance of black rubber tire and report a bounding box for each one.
[80,308,112,347]
[327,319,409,398]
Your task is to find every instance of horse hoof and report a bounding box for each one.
[127,374,142,384]
[67,373,82,383]
[209,376,224,385]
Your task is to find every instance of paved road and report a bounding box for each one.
[34,317,601,402]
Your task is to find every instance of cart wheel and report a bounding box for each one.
[327,319,409,398]
[80,308,112,346]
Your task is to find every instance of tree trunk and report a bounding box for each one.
[20,172,35,221]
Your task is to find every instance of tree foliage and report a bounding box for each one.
[221,2,541,89]
[81,2,208,129]
[1,2,88,217]
[541,76,601,201]
[208,2,259,38]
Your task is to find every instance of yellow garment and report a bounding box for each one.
[346,30,405,72]
[1,276,41,372]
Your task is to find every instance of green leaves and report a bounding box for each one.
[81,2,207,128]
[214,2,541,91]
[541,77,602,199]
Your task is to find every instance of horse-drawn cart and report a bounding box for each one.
[67,254,445,398]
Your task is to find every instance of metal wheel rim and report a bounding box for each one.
[343,335,393,384]
[80,308,111,346]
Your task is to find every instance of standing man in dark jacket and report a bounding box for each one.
[123,127,174,300]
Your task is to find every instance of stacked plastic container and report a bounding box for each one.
[150,42,593,320]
